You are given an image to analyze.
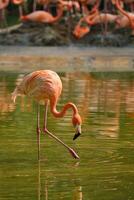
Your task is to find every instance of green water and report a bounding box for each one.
[0,71,134,200]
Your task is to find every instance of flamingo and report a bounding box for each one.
[21,1,80,23]
[73,8,98,38]
[11,70,82,160]
[73,10,118,38]
[86,13,119,25]
[115,13,134,35]
[20,3,64,23]
[114,0,134,35]
[114,0,134,28]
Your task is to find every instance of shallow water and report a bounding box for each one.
[0,70,134,199]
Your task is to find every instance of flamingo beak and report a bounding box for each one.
[11,92,17,103]
[73,125,81,140]
[11,88,18,103]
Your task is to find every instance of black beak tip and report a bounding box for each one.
[73,132,81,140]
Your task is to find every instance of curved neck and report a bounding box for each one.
[115,0,133,28]
[50,100,78,118]
[86,10,99,25]
[90,0,100,14]
[51,6,63,23]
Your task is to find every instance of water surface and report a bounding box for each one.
[0,70,134,200]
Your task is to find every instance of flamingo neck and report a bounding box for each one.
[86,10,99,25]
[50,6,63,23]
[115,0,134,28]
[50,101,78,118]
[90,0,100,14]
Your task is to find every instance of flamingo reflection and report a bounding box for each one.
[37,160,83,200]
[73,186,83,200]
[63,72,122,138]
[0,79,15,116]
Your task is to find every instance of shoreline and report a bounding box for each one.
[0,45,134,56]
[0,45,134,72]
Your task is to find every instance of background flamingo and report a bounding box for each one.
[20,3,64,23]
[114,0,134,28]
[11,70,82,160]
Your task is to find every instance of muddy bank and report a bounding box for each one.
[0,45,134,73]
[0,20,133,47]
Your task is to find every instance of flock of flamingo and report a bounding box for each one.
[1,0,134,38]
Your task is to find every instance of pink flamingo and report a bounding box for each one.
[73,9,118,39]
[114,0,134,28]
[73,9,98,38]
[20,4,63,23]
[11,70,81,160]
[86,13,118,26]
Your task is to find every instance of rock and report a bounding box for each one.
[0,20,133,46]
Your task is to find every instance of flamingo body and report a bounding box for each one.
[12,70,62,104]
[21,3,63,23]
[91,13,118,25]
[115,12,134,28]
[21,11,56,23]
[84,13,118,26]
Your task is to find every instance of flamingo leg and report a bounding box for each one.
[19,5,23,18]
[37,104,41,160]
[38,160,41,200]
[43,101,79,159]
[104,1,108,36]
[43,100,49,130]
[33,0,37,11]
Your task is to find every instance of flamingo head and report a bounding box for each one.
[73,22,90,39]
[72,113,82,140]
[11,85,23,103]
[20,15,28,22]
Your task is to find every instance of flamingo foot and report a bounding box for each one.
[69,148,80,159]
